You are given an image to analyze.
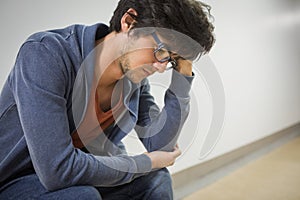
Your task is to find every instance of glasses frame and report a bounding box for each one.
[151,32,177,70]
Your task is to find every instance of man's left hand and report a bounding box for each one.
[175,59,193,76]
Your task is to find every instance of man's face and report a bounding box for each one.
[118,34,169,83]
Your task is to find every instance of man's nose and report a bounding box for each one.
[153,61,168,73]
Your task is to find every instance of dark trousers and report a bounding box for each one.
[0,168,173,200]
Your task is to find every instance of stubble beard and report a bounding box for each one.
[119,54,139,83]
[118,41,149,83]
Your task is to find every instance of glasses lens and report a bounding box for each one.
[155,48,170,62]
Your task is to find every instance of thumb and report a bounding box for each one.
[171,147,182,158]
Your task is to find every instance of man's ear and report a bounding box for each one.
[120,8,138,32]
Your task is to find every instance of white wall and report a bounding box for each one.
[169,0,300,173]
[0,0,118,85]
[1,0,300,174]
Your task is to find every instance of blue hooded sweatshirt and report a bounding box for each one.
[0,23,193,191]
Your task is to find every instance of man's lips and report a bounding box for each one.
[142,66,157,76]
[143,68,152,76]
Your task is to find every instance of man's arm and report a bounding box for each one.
[10,41,152,191]
[135,60,194,152]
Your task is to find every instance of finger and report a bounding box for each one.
[177,58,192,65]
[171,147,182,158]
[169,161,175,166]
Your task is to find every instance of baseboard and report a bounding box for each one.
[172,122,300,200]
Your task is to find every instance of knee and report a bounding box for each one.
[146,168,173,199]
[155,168,173,186]
[75,186,102,200]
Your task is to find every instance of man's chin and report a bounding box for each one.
[124,65,154,83]
[129,77,146,84]
[125,72,144,84]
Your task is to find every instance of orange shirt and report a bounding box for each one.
[72,89,124,149]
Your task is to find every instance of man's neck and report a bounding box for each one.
[94,31,124,89]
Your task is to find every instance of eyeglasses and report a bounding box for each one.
[151,32,177,70]
[125,12,178,70]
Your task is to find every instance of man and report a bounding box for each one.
[0,0,215,199]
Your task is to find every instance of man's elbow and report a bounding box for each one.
[37,170,73,191]
[39,175,66,191]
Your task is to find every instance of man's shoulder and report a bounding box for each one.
[17,24,89,65]
[24,24,84,48]
[26,24,80,41]
[20,23,108,60]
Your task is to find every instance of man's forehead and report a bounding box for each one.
[129,27,204,60]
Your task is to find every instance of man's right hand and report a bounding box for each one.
[143,145,182,169]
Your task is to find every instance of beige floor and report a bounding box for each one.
[184,136,300,200]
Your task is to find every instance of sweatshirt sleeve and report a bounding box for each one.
[135,69,194,152]
[10,41,151,191]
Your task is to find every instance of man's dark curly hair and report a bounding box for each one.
[109,0,215,59]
